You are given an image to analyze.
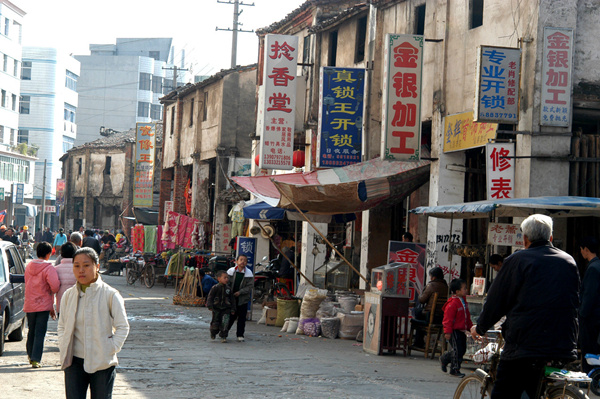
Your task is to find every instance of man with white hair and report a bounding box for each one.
[55,232,82,266]
[471,214,580,398]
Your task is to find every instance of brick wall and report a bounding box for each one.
[158,168,173,226]
[173,165,189,215]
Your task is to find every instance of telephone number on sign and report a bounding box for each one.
[480,112,516,119]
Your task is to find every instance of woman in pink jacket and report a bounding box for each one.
[24,241,60,368]
[54,242,77,316]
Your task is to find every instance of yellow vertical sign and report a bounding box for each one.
[134,123,156,207]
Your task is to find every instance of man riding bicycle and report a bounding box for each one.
[471,214,580,398]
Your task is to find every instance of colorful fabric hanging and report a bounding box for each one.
[131,224,145,252]
[144,225,157,253]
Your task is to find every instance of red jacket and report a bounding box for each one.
[24,259,60,313]
[442,295,473,334]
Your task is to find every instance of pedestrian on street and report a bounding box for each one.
[58,247,129,399]
[54,242,77,317]
[226,255,254,342]
[206,270,235,343]
[197,269,217,298]
[42,227,54,244]
[471,214,580,399]
[24,242,60,368]
[53,228,67,254]
[82,229,101,255]
[56,232,83,266]
[578,236,600,373]
[440,278,472,378]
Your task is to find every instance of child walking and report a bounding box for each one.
[441,278,472,378]
[206,270,234,343]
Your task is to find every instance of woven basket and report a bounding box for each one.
[173,295,205,307]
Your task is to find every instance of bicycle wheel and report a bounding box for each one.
[126,264,136,285]
[273,283,292,300]
[454,374,490,399]
[143,264,155,288]
[547,385,589,399]
[590,369,600,396]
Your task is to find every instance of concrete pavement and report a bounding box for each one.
[2,273,464,398]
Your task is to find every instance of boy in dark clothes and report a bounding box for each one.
[206,270,235,343]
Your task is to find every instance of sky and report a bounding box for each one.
[19,0,306,79]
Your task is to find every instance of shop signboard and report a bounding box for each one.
[317,67,364,167]
[44,205,56,213]
[487,222,524,247]
[133,123,156,207]
[486,142,515,200]
[0,187,4,201]
[164,201,173,217]
[475,46,521,124]
[257,34,299,170]
[14,183,24,204]
[55,179,65,207]
[387,241,426,301]
[236,236,257,273]
[540,28,573,127]
[443,111,498,153]
[381,34,424,161]
[213,220,231,254]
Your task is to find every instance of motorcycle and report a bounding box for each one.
[253,256,290,303]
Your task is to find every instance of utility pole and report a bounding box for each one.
[162,65,189,92]
[40,159,47,231]
[216,0,255,68]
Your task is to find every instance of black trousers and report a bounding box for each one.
[444,330,467,372]
[580,318,600,373]
[491,358,546,399]
[26,311,49,362]
[228,303,248,338]
[64,356,116,399]
[210,309,231,338]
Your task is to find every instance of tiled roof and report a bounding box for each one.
[309,3,368,33]
[67,124,163,151]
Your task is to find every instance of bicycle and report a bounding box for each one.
[126,253,156,288]
[454,333,591,399]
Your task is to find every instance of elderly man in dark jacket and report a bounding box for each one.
[579,236,600,373]
[471,214,579,399]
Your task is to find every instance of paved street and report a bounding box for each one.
[2,273,463,398]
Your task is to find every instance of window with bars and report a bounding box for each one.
[65,70,78,91]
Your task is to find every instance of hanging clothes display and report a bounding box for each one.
[157,225,165,253]
[144,225,157,253]
[131,224,145,252]
[177,215,189,247]
[184,179,192,215]
[228,201,245,238]
[183,218,198,249]
[165,251,184,277]
[162,211,180,250]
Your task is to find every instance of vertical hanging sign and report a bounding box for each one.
[258,34,299,170]
[540,28,573,127]
[55,179,65,207]
[475,46,521,124]
[486,142,515,200]
[134,123,156,207]
[381,34,424,161]
[317,67,364,167]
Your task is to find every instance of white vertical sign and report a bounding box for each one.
[257,34,299,170]
[381,34,424,161]
[540,28,573,127]
[475,46,521,124]
[486,143,515,200]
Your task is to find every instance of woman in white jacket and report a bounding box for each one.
[58,247,129,399]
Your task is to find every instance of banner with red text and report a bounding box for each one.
[381,34,424,161]
[134,123,156,207]
[541,28,573,127]
[258,34,299,170]
[486,142,515,200]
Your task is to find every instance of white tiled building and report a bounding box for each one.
[19,47,79,201]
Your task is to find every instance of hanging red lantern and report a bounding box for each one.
[292,150,305,168]
[255,154,260,166]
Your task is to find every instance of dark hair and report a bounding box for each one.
[428,267,444,280]
[74,247,99,264]
[198,270,206,278]
[61,242,77,259]
[489,254,503,265]
[449,278,466,294]
[215,270,227,279]
[237,254,248,260]
[36,242,53,258]
[403,232,413,241]
[580,236,599,255]
[84,229,93,237]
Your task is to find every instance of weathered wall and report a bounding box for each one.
[162,104,177,168]
[199,82,223,161]
[178,91,198,166]
[192,161,211,221]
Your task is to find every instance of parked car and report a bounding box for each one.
[0,241,26,355]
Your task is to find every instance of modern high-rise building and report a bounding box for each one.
[18,47,79,204]
[75,38,187,146]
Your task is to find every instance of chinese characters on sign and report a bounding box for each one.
[541,28,573,127]
[487,223,524,247]
[388,241,426,301]
[257,34,299,170]
[381,34,423,161]
[317,67,364,167]
[134,123,156,207]
[486,143,515,200]
[475,46,521,124]
[443,111,498,153]
[236,236,256,272]
[14,183,24,204]
[55,179,65,207]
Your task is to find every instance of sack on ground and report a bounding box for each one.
[337,312,364,339]
[257,306,269,325]
[301,318,321,337]
[316,300,337,319]
[320,317,340,339]
[276,298,300,327]
[286,317,299,333]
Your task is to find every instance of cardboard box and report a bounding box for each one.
[265,308,278,326]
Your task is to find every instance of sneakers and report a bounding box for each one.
[237,337,245,342]
[31,361,41,369]
[440,356,447,373]
[449,370,465,378]
[210,334,216,340]
[221,338,227,343]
